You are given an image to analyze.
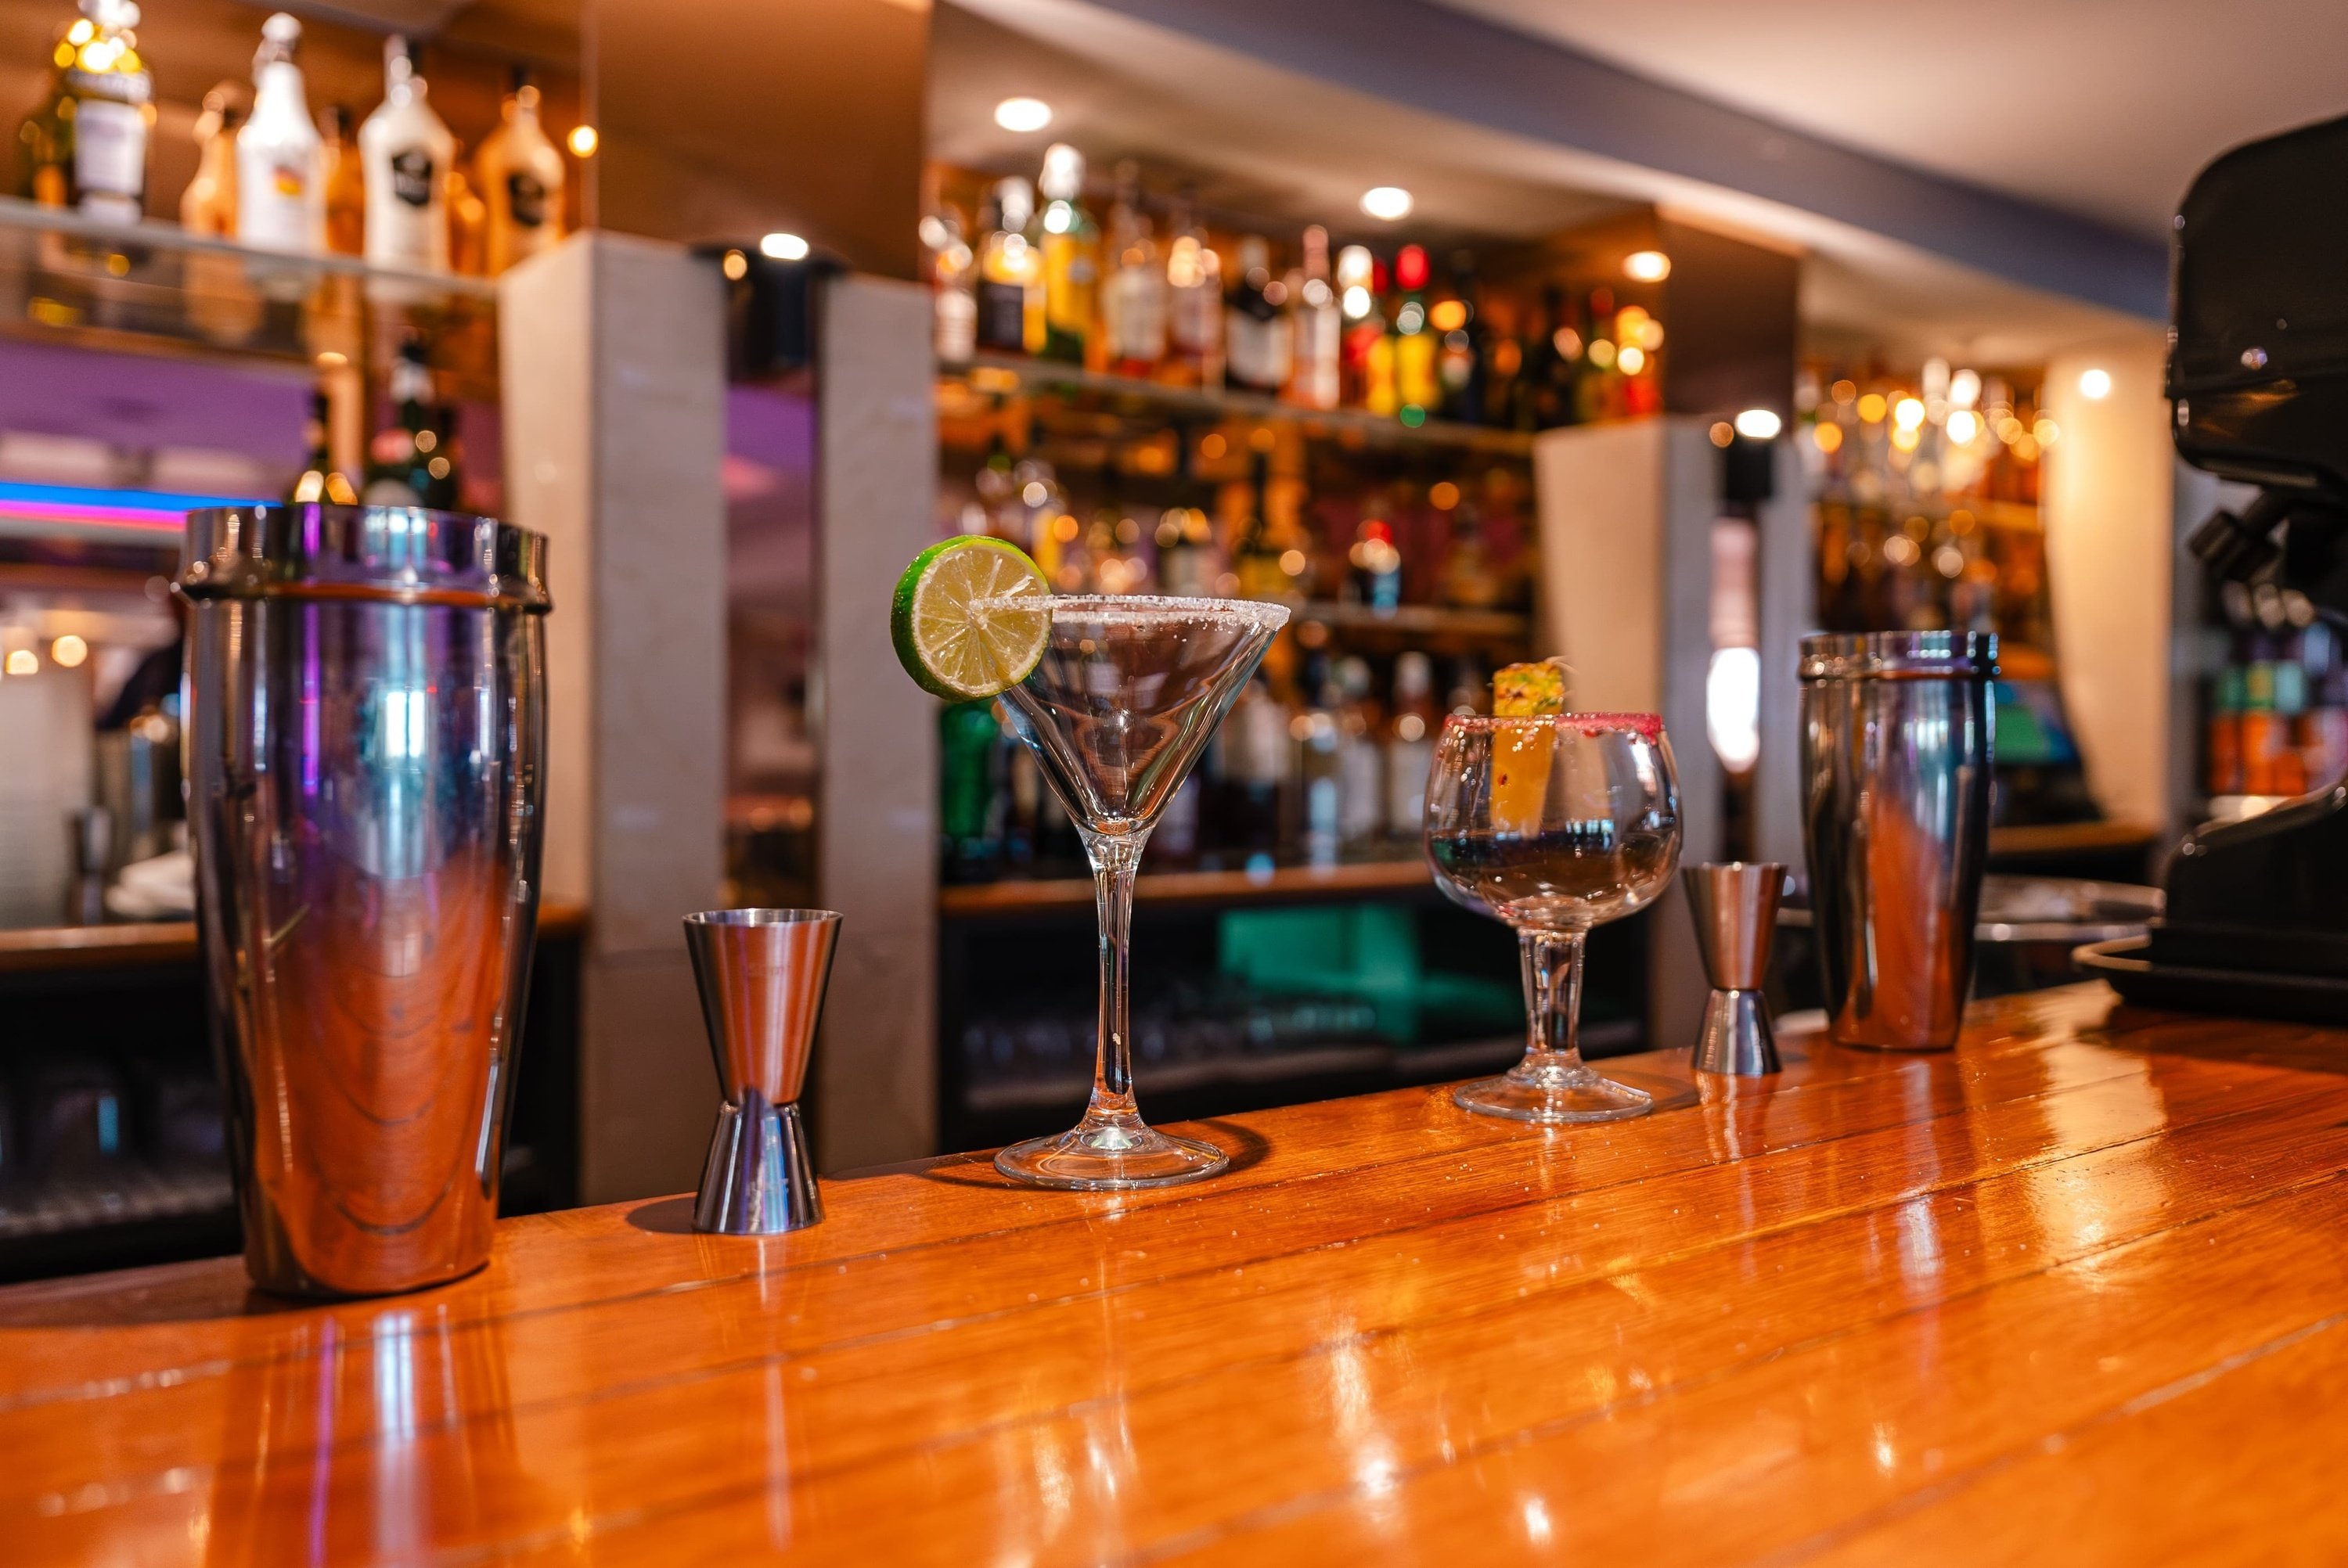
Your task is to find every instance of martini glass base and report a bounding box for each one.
[995,1120,1230,1189]
[1453,1055,1653,1124]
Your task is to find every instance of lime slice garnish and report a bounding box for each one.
[891,537,1051,699]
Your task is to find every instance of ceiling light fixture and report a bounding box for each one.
[1359,186,1413,221]
[1734,408,1782,441]
[2078,367,2113,400]
[759,232,810,261]
[1623,250,1671,282]
[994,96,1052,134]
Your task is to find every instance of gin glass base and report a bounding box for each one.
[1453,1055,1653,1124]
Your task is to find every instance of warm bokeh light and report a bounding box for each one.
[5,649,36,676]
[1949,368,1982,408]
[1946,409,1982,444]
[1734,408,1781,441]
[1622,250,1671,282]
[2034,418,2062,444]
[567,124,598,157]
[1813,421,1843,453]
[1428,300,1467,333]
[1428,481,1460,509]
[1359,186,1413,221]
[51,635,88,668]
[1617,344,1648,375]
[721,250,748,280]
[760,232,810,261]
[1856,392,1888,423]
[2078,368,2112,400]
[1709,423,1734,448]
[993,96,1053,133]
[1892,397,1926,430]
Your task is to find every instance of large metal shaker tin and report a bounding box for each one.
[179,504,550,1296]
[1799,631,1996,1050]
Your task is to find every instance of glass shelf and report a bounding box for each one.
[0,194,496,374]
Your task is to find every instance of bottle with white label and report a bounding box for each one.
[235,13,322,255]
[1097,160,1166,378]
[24,0,153,224]
[475,67,566,275]
[358,35,455,275]
[1224,235,1293,395]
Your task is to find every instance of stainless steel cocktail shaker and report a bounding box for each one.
[1799,631,1996,1051]
[181,504,550,1296]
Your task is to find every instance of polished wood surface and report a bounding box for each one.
[0,902,589,973]
[5,983,2345,1563]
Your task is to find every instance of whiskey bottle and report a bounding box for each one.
[974,178,1042,356]
[23,0,152,223]
[925,203,977,368]
[320,106,364,256]
[1392,245,1438,420]
[1287,225,1341,411]
[476,67,566,274]
[1224,235,1293,395]
[1097,160,1166,377]
[1035,142,1098,365]
[1162,186,1223,387]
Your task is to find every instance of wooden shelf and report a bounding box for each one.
[1291,599,1532,642]
[944,351,1538,456]
[940,858,1433,915]
[1986,820,2161,858]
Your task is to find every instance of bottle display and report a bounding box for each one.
[1287,225,1340,411]
[475,67,566,274]
[1224,235,1292,396]
[925,203,977,367]
[234,13,323,257]
[1097,160,1166,378]
[362,333,459,509]
[1163,187,1223,388]
[358,35,454,275]
[290,387,358,505]
[320,105,365,257]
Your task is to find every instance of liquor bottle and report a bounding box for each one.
[235,13,322,255]
[178,83,240,236]
[1216,674,1288,866]
[1295,653,1344,867]
[320,106,365,256]
[476,68,567,275]
[1097,160,1166,378]
[1154,506,1215,597]
[1162,187,1223,387]
[1335,244,1378,408]
[974,178,1042,356]
[1035,143,1097,365]
[1231,452,1289,601]
[22,0,152,223]
[1384,651,1439,839]
[446,164,488,275]
[1439,502,1505,609]
[1225,236,1293,395]
[358,36,455,275]
[289,387,358,505]
[1287,225,1341,411]
[1334,656,1384,851]
[1435,250,1486,425]
[1518,283,1582,430]
[1392,245,1438,420]
[362,333,459,509]
[926,203,977,367]
[1347,516,1403,611]
[938,699,1003,883]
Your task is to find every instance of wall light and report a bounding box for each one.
[759,232,810,261]
[1734,408,1782,441]
[994,96,1052,134]
[1623,250,1671,282]
[51,634,88,668]
[567,124,598,157]
[1359,186,1413,221]
[2078,366,2113,400]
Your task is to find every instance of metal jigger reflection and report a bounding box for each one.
[1684,863,1786,1076]
[684,909,841,1234]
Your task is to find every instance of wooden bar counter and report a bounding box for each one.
[6,982,2347,1563]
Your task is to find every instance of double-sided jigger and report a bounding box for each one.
[1684,863,1788,1076]
[684,908,841,1235]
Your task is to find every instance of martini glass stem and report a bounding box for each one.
[1082,829,1149,1127]
[1518,926,1589,1077]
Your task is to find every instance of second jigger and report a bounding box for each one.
[1684,863,1787,1076]
[685,909,841,1235]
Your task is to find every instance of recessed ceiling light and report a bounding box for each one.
[1623,250,1671,282]
[2079,367,2113,400]
[994,96,1052,134]
[760,232,809,261]
[1734,408,1783,441]
[1359,186,1413,221]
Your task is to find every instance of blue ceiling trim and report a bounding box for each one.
[1073,0,2167,319]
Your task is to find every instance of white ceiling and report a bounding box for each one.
[1438,0,2348,240]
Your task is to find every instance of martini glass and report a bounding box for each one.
[1424,714,1681,1123]
[989,595,1289,1188]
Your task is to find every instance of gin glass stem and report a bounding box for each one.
[1082,829,1150,1127]
[1517,926,1590,1077]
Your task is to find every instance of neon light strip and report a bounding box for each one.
[0,480,261,535]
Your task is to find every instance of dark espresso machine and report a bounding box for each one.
[2087,112,2348,1019]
